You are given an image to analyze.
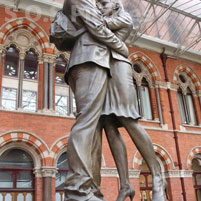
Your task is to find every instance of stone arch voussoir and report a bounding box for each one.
[0,18,54,54]
[0,131,50,166]
[129,52,161,82]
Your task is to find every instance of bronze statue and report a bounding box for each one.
[93,0,169,201]
[50,0,169,200]
[62,0,128,200]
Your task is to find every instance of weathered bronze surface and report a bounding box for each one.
[50,0,169,200]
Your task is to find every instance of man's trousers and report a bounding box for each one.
[64,63,108,201]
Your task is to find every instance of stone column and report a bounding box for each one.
[0,48,5,107]
[18,53,26,109]
[48,63,54,110]
[37,59,44,111]
[199,95,201,109]
[43,61,49,110]
[155,87,163,124]
[42,167,57,201]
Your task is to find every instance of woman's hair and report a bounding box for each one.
[96,0,124,11]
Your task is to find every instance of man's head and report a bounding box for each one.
[97,0,119,16]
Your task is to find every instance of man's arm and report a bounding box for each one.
[104,11,133,31]
[70,0,128,57]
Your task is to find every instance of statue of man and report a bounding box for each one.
[62,0,129,200]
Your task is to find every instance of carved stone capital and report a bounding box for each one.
[33,168,43,178]
[170,83,179,91]
[0,45,6,55]
[41,167,58,178]
[42,53,56,63]
[19,52,26,60]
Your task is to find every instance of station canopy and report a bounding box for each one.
[121,0,201,57]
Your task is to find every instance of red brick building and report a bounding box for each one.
[0,0,200,201]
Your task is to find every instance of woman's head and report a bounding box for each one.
[97,0,120,16]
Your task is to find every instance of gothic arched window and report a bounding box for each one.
[133,73,153,120]
[1,46,38,112]
[0,149,34,201]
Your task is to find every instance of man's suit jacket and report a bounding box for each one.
[63,0,130,83]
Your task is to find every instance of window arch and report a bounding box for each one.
[56,152,68,201]
[1,45,38,112]
[0,149,34,201]
[177,73,197,125]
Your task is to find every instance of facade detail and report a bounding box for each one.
[0,2,200,201]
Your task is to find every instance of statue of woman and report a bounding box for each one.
[95,0,169,200]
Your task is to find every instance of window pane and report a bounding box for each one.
[186,95,197,125]
[0,172,13,188]
[24,51,38,80]
[4,47,19,77]
[0,149,33,169]
[5,193,12,201]
[22,90,37,112]
[17,193,24,201]
[2,87,17,110]
[57,153,68,170]
[26,193,33,201]
[56,172,67,189]
[141,86,152,119]
[177,91,187,124]
[0,194,3,201]
[56,192,61,201]
[139,175,146,187]
[55,95,68,115]
[17,171,33,188]
[56,153,68,189]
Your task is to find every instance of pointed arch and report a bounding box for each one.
[132,144,174,171]
[129,52,161,81]
[0,17,54,54]
[186,146,201,170]
[173,65,201,92]
[0,130,49,166]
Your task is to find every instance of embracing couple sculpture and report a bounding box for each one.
[58,0,169,200]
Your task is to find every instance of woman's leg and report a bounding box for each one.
[104,117,135,201]
[104,118,130,188]
[118,117,168,201]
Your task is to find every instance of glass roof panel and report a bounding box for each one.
[121,0,201,55]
